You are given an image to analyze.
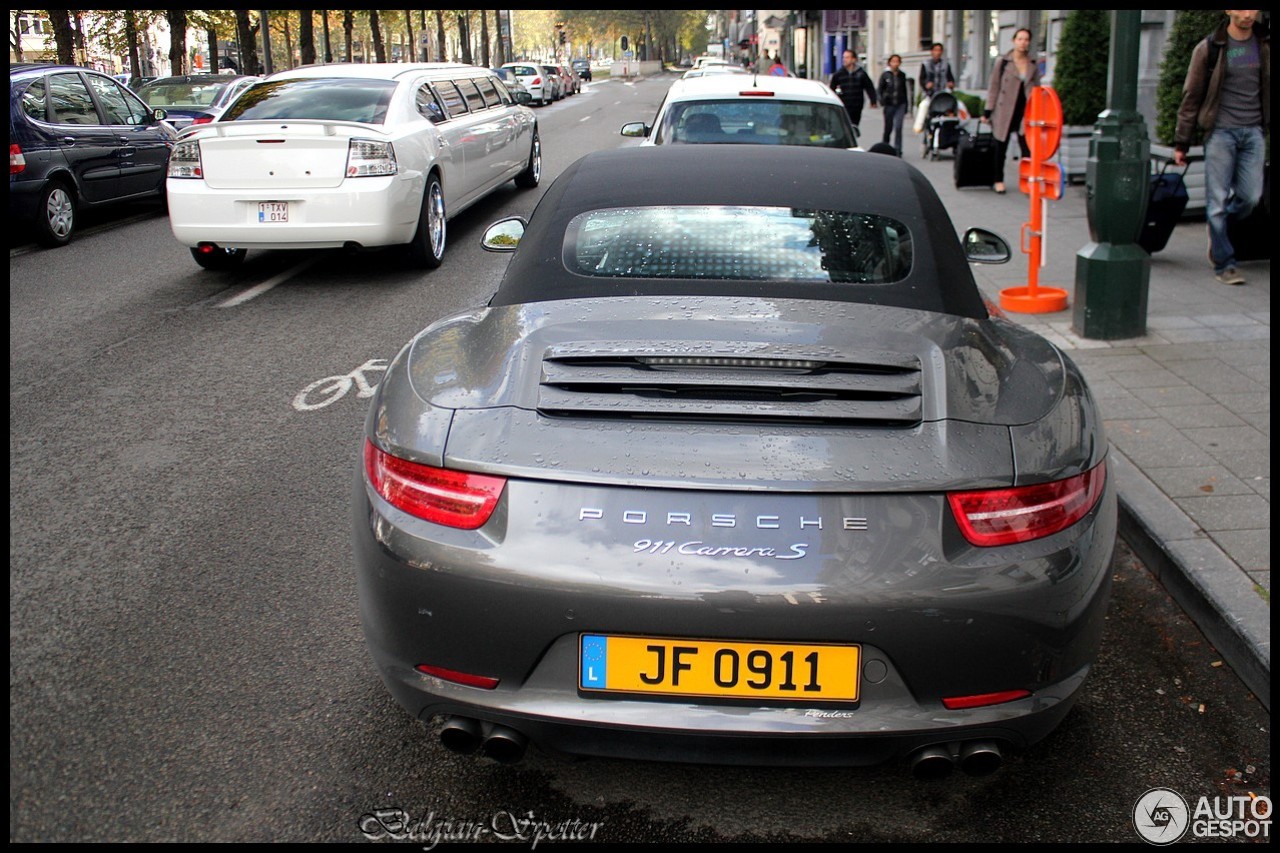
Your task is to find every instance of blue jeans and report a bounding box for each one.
[882,103,907,154]
[1204,125,1265,271]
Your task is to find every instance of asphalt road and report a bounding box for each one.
[9,73,1270,843]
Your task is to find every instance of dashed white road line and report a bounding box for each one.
[217,256,319,307]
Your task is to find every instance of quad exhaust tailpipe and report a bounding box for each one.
[910,741,1004,779]
[958,741,1003,776]
[480,724,528,764]
[439,716,484,755]
[438,717,528,764]
[910,745,955,780]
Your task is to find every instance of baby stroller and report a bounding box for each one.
[920,91,963,161]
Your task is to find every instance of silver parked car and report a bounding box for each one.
[353,145,1116,779]
[136,73,260,132]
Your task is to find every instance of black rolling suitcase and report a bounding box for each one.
[1138,159,1190,254]
[953,121,1000,189]
[1226,162,1270,261]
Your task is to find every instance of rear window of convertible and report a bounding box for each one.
[221,78,396,124]
[564,206,913,284]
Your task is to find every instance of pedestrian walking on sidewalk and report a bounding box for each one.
[831,49,878,134]
[1173,10,1269,287]
[878,54,910,155]
[918,42,955,99]
[982,28,1041,194]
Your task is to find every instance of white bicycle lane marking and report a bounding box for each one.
[293,358,387,411]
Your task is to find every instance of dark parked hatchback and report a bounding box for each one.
[9,64,176,246]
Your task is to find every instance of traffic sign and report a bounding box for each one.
[1019,159,1063,200]
[1025,85,1063,161]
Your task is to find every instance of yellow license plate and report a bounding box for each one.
[579,634,860,702]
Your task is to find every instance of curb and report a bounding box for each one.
[1111,449,1271,711]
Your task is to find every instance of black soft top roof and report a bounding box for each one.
[492,146,988,319]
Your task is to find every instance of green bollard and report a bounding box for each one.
[1074,10,1151,340]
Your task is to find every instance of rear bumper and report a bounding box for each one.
[353,470,1118,765]
[167,173,421,249]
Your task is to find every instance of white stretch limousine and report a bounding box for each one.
[167,63,540,270]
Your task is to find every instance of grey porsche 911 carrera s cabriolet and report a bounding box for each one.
[352,145,1116,779]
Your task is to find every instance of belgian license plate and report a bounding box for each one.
[579,634,860,702]
[258,202,288,223]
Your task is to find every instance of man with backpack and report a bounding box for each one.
[1173,10,1269,286]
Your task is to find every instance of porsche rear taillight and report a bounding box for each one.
[364,440,505,529]
[947,461,1106,547]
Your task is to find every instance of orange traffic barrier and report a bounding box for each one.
[1000,85,1069,314]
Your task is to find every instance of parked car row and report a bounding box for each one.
[498,62,584,106]
[9,61,541,256]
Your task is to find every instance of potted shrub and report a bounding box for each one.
[1151,10,1226,214]
[1052,9,1109,183]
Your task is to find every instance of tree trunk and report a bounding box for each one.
[403,11,414,62]
[369,10,386,63]
[343,11,353,62]
[281,15,293,69]
[435,10,446,63]
[299,10,316,66]
[321,10,332,63]
[125,12,141,77]
[47,10,75,65]
[479,11,490,67]
[167,10,187,75]
[72,11,86,65]
[207,27,220,71]
[11,11,23,62]
[235,10,260,77]
[457,13,472,65]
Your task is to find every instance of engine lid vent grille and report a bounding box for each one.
[538,347,923,425]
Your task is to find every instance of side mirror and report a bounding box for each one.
[963,227,1011,264]
[151,107,168,122]
[620,122,650,138]
[481,216,527,252]
[512,90,533,106]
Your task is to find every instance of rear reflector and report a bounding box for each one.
[364,440,505,529]
[942,689,1031,710]
[947,460,1106,547]
[415,664,499,689]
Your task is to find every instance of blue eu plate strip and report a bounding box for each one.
[580,635,607,689]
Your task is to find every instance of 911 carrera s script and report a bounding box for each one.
[633,539,809,560]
